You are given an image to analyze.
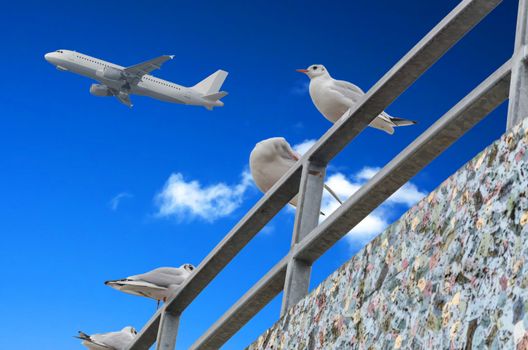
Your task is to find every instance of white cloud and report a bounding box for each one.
[389,182,426,206]
[109,192,132,211]
[293,139,316,155]
[355,166,379,181]
[321,169,426,244]
[155,170,253,222]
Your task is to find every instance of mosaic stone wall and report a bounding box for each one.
[247,119,528,350]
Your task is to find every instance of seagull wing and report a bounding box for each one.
[150,267,186,276]
[137,270,187,288]
[79,333,113,349]
[330,80,365,103]
[97,331,135,349]
[378,111,395,124]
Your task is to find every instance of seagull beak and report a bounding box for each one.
[296,69,308,74]
[289,150,301,161]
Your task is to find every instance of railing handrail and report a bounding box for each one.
[123,0,524,349]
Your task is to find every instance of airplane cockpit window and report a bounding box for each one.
[56,50,64,53]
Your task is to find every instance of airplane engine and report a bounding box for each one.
[96,66,123,81]
[89,84,112,97]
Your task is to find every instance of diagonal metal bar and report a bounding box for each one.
[189,255,290,350]
[126,1,503,349]
[128,307,163,350]
[296,59,512,263]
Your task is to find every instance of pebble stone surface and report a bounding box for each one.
[246,119,528,350]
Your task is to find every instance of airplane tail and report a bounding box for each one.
[192,70,228,95]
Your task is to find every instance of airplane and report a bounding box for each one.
[44,49,228,109]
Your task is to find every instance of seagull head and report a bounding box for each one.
[296,64,329,79]
[182,263,195,273]
[122,326,138,335]
[251,137,300,164]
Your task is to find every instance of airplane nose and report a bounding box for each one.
[44,52,58,64]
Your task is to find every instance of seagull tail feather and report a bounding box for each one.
[74,332,91,341]
[390,116,417,127]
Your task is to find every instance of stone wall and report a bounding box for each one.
[247,119,528,350]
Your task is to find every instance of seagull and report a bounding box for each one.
[75,326,137,350]
[297,64,416,134]
[249,137,342,212]
[105,264,195,304]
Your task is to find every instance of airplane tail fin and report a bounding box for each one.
[192,70,228,95]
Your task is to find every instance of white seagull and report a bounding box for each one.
[105,264,195,303]
[249,137,342,212]
[75,326,137,350]
[297,64,416,134]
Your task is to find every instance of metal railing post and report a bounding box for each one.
[507,0,528,129]
[280,161,325,316]
[155,309,180,350]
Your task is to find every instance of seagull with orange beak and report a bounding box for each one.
[249,137,342,213]
[297,64,416,134]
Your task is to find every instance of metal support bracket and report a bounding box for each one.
[155,309,180,350]
[507,0,528,130]
[280,161,325,316]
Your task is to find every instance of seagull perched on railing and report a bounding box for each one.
[249,137,342,213]
[105,264,195,305]
[75,326,137,350]
[297,64,416,134]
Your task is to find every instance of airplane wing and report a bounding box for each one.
[124,55,174,84]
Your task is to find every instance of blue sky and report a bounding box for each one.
[0,0,519,349]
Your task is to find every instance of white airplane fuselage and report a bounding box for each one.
[44,50,226,108]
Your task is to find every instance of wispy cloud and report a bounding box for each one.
[290,80,310,95]
[109,192,132,211]
[155,170,254,222]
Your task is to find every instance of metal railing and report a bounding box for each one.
[126,0,527,349]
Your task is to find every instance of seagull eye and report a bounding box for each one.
[312,66,317,70]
